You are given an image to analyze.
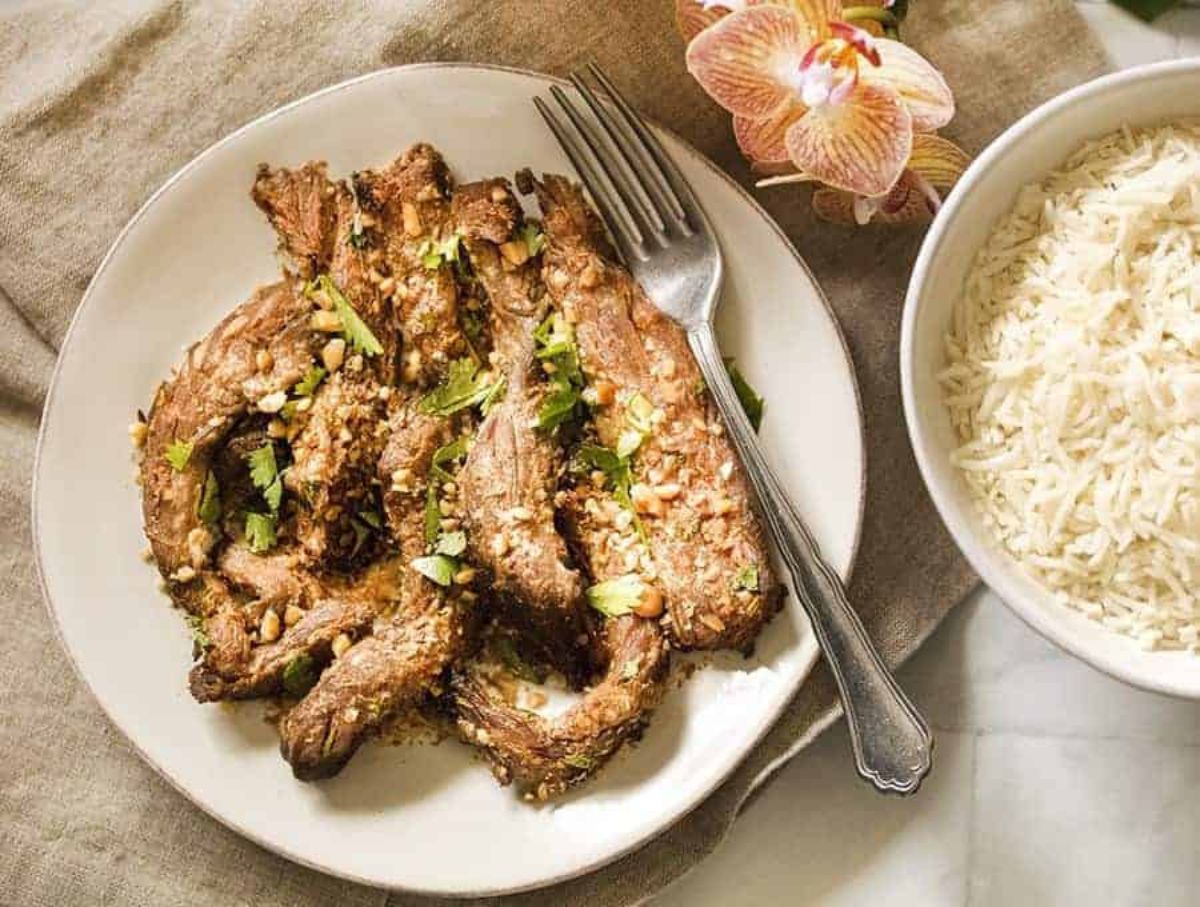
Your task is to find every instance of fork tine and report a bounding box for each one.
[565,73,667,237]
[548,85,659,245]
[533,96,645,263]
[586,63,698,232]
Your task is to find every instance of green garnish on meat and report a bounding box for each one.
[585,574,645,618]
[420,358,504,417]
[164,439,193,472]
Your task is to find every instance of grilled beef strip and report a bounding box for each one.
[353,143,468,387]
[452,178,589,679]
[454,480,668,799]
[140,279,318,601]
[279,401,476,779]
[256,163,398,568]
[251,162,340,280]
[532,174,781,652]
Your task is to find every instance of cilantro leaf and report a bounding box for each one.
[480,375,507,415]
[246,443,278,492]
[244,512,277,553]
[263,476,284,513]
[357,509,383,530]
[533,313,586,430]
[520,223,546,257]
[411,554,458,587]
[732,564,760,593]
[724,359,764,432]
[563,753,595,770]
[164,440,194,472]
[577,444,646,542]
[184,613,211,653]
[435,530,467,557]
[196,471,221,524]
[418,234,462,270]
[312,275,383,357]
[430,436,470,482]
[293,366,326,397]
[419,358,502,417]
[282,654,318,698]
[586,574,645,618]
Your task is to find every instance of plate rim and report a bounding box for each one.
[32,61,866,895]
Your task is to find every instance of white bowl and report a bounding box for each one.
[902,59,1200,699]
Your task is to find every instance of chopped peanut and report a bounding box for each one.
[401,202,422,237]
[332,633,352,659]
[283,604,305,627]
[311,310,342,333]
[322,337,346,372]
[633,585,665,618]
[259,609,282,643]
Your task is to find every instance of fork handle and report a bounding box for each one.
[688,325,933,795]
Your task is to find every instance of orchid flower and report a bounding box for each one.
[759,133,969,225]
[684,0,954,198]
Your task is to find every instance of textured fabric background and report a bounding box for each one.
[0,1,1106,904]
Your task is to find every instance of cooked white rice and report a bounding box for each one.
[941,121,1200,651]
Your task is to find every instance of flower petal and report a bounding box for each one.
[784,81,912,196]
[811,187,857,224]
[686,6,810,118]
[908,133,970,188]
[860,38,954,132]
[782,0,840,39]
[675,0,733,44]
[734,102,806,164]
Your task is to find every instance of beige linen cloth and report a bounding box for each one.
[0,1,1106,904]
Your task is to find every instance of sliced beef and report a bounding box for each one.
[455,613,667,800]
[452,178,588,678]
[251,161,340,279]
[533,175,781,652]
[141,279,318,595]
[354,144,468,386]
[278,399,472,779]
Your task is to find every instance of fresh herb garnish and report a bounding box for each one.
[724,359,764,432]
[244,511,277,553]
[435,530,467,557]
[563,753,595,770]
[431,436,470,482]
[419,358,503,417]
[294,366,326,397]
[418,233,462,270]
[282,654,318,698]
[246,442,285,515]
[519,223,546,257]
[585,574,646,618]
[164,439,194,472]
[411,554,458,587]
[533,313,586,431]
[196,471,221,524]
[184,613,211,653]
[310,274,383,357]
[480,375,507,415]
[576,443,645,540]
[732,564,760,593]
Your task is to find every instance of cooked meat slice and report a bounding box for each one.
[279,399,471,779]
[141,280,318,590]
[189,551,403,702]
[354,144,468,386]
[190,595,378,702]
[280,601,470,779]
[534,175,781,652]
[252,162,339,279]
[285,370,389,568]
[453,179,587,677]
[454,614,668,800]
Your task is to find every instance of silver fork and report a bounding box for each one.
[535,64,932,795]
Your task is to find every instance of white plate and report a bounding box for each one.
[34,64,864,896]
